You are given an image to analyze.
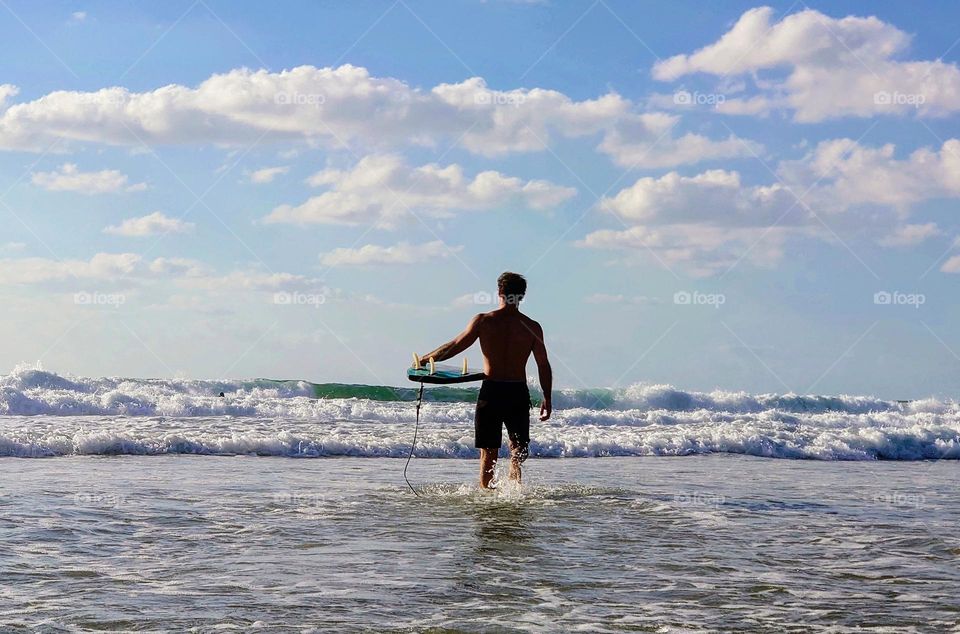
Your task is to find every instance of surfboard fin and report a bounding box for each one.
[428,357,435,374]
[462,357,468,375]
[412,352,421,370]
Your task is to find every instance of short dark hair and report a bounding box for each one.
[497,271,526,304]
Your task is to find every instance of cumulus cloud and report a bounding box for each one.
[942,256,960,274]
[0,85,18,106]
[584,293,662,305]
[148,257,207,277]
[0,252,142,284]
[0,64,757,168]
[777,138,960,212]
[599,169,799,227]
[247,165,289,184]
[579,224,793,277]
[653,6,960,122]
[598,112,761,168]
[583,137,960,274]
[31,163,146,194]
[0,252,336,301]
[319,240,462,266]
[264,154,576,227]
[103,211,195,237]
[878,223,941,248]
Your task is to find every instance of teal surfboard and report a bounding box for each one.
[407,363,485,384]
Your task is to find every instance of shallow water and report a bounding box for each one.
[1,455,958,632]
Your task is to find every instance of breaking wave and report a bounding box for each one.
[0,366,957,460]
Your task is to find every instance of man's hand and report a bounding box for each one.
[539,398,552,421]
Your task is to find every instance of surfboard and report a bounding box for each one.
[407,354,485,384]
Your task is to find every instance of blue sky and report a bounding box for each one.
[1,0,959,397]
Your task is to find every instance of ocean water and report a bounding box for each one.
[1,367,959,460]
[2,456,959,632]
[1,367,959,631]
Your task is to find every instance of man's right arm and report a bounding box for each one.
[531,321,552,421]
[420,314,482,364]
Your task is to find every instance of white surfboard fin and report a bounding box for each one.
[428,357,435,374]
[412,352,421,370]
[462,357,468,375]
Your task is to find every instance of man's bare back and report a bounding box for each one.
[419,305,551,416]
[419,272,552,489]
[475,309,542,381]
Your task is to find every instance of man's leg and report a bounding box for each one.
[508,440,528,482]
[479,447,499,488]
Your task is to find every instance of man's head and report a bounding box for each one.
[497,271,526,306]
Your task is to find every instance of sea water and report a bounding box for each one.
[1,367,959,460]
[1,367,959,631]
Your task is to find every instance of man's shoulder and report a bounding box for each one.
[518,312,542,332]
[471,311,495,327]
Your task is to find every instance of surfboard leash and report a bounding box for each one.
[403,381,424,496]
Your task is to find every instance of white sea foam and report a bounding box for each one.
[0,366,958,459]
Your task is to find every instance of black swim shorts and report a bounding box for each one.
[475,380,531,449]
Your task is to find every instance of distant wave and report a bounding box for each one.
[0,366,941,416]
[0,367,958,460]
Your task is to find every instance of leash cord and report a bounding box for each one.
[403,382,424,496]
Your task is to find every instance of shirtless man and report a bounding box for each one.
[420,272,552,488]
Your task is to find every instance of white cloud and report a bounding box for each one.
[0,252,141,284]
[179,269,330,294]
[652,7,960,122]
[71,11,87,22]
[0,253,206,286]
[0,85,19,107]
[584,293,661,305]
[1,242,26,252]
[0,252,338,300]
[452,291,497,308]
[31,163,146,194]
[248,165,289,184]
[103,212,195,237]
[584,169,801,274]
[579,224,792,277]
[777,138,960,212]
[583,137,960,274]
[264,154,576,227]
[598,112,761,168]
[0,64,757,168]
[599,169,799,227]
[320,240,462,266]
[148,257,207,277]
[878,223,941,248]
[941,256,960,274]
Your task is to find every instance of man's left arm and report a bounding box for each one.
[420,315,482,363]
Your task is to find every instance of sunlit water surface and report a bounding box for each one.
[1,455,958,632]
